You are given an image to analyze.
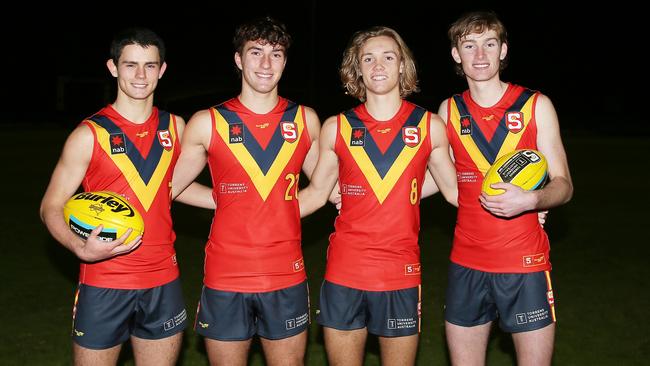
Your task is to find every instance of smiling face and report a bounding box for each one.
[235,40,287,95]
[452,29,507,83]
[359,35,404,98]
[107,44,166,101]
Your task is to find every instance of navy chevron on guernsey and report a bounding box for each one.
[343,105,425,178]
[216,101,299,174]
[89,111,171,184]
[452,88,535,164]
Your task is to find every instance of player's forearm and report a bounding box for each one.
[421,171,440,199]
[299,186,329,218]
[533,177,573,210]
[40,204,85,258]
[175,182,215,209]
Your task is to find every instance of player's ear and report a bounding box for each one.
[500,42,508,61]
[451,47,461,64]
[158,62,167,79]
[106,59,118,77]
[234,52,243,71]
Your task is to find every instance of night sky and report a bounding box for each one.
[5,2,642,135]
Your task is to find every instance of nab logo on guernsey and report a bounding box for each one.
[110,133,127,154]
[402,127,420,147]
[460,116,472,135]
[350,127,366,146]
[229,123,244,144]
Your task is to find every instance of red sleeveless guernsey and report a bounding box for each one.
[326,101,432,291]
[80,105,180,289]
[446,83,551,273]
[204,97,311,292]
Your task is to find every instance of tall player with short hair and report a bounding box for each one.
[40,27,213,365]
[439,11,573,366]
[171,16,321,365]
[298,26,457,365]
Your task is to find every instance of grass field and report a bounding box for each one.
[2,126,648,365]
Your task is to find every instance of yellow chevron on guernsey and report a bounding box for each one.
[340,112,428,204]
[448,96,535,174]
[89,118,177,211]
[213,107,304,201]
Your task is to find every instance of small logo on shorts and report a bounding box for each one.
[387,319,397,329]
[164,309,187,331]
[547,290,555,305]
[73,329,84,337]
[523,253,546,267]
[516,313,528,325]
[198,321,209,329]
[285,312,309,330]
[286,319,296,329]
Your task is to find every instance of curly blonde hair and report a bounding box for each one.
[340,26,419,102]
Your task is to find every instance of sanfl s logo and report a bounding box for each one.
[402,127,420,147]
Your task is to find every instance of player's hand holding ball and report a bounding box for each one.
[63,191,144,261]
[480,150,547,218]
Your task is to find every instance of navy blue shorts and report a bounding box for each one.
[445,262,556,333]
[317,280,421,337]
[195,280,310,341]
[72,278,187,349]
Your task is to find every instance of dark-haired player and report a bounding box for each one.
[40,27,212,365]
[171,17,320,365]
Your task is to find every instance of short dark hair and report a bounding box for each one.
[110,27,166,64]
[232,16,292,56]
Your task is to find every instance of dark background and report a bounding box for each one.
[4,2,643,135]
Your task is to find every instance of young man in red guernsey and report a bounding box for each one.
[438,11,574,366]
[298,27,458,365]
[171,17,320,365]
[40,28,213,365]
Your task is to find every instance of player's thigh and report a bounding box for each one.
[444,320,492,365]
[204,338,252,366]
[73,342,121,366]
[256,280,310,340]
[72,284,135,350]
[378,334,419,366]
[131,332,183,366]
[323,327,367,366]
[445,262,498,327]
[512,323,555,366]
[260,330,308,366]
